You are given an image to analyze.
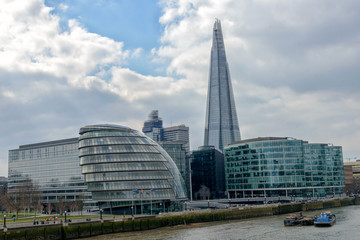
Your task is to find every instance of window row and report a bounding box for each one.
[85,171,173,182]
[81,162,168,174]
[80,153,166,165]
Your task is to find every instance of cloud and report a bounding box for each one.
[155,0,360,158]
[1,0,360,177]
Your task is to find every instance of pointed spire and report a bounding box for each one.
[204,19,241,151]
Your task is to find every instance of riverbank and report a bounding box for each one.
[1,197,358,240]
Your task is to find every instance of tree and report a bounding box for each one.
[74,194,85,215]
[5,178,42,217]
[195,185,211,200]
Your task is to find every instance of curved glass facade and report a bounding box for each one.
[225,137,345,198]
[79,124,187,213]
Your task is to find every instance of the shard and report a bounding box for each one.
[204,19,241,151]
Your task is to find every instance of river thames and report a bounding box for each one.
[85,205,360,240]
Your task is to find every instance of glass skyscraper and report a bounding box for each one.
[204,19,241,152]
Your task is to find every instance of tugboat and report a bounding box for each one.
[314,212,336,227]
[284,213,304,226]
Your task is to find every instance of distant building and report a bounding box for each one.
[344,160,360,194]
[0,176,7,185]
[0,176,7,194]
[343,165,354,194]
[191,146,225,199]
[163,125,190,152]
[159,141,190,198]
[78,124,187,214]
[204,19,241,152]
[344,160,360,178]
[225,137,345,198]
[142,110,163,142]
[142,110,191,196]
[8,138,93,208]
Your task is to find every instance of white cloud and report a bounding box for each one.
[155,0,360,159]
[1,0,360,177]
[58,3,68,11]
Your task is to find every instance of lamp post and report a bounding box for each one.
[64,211,67,223]
[131,205,134,220]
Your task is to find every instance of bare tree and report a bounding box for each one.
[56,196,66,214]
[195,185,211,200]
[74,194,85,215]
[5,179,42,217]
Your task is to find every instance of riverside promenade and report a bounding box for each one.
[1,197,359,239]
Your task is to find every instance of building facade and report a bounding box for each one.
[78,124,187,214]
[204,19,241,152]
[344,160,360,194]
[191,146,225,199]
[162,125,190,152]
[159,141,190,198]
[142,110,191,196]
[8,138,93,207]
[224,137,345,198]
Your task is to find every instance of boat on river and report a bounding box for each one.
[314,212,336,227]
[284,213,315,226]
[284,213,304,226]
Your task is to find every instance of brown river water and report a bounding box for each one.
[84,205,360,240]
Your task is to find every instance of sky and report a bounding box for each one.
[1,0,360,177]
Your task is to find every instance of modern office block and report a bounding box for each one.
[142,110,190,152]
[78,124,187,213]
[224,137,345,198]
[162,125,190,152]
[204,19,241,152]
[191,146,225,199]
[159,141,190,198]
[8,138,92,206]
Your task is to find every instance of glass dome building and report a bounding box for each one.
[79,124,187,214]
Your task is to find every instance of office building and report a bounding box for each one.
[163,125,190,152]
[142,110,190,152]
[225,137,345,198]
[78,124,187,213]
[142,110,191,195]
[191,146,225,199]
[159,141,190,198]
[8,138,93,208]
[204,19,241,152]
[344,160,360,178]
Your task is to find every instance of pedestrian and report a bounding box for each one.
[13,216,15,222]
[33,218,36,225]
[50,217,52,222]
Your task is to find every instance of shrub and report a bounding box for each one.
[122,220,133,232]
[102,222,114,234]
[3,230,26,240]
[44,226,62,240]
[148,217,163,230]
[78,224,92,238]
[25,227,45,240]
[62,225,79,239]
[113,221,124,233]
[90,223,103,236]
